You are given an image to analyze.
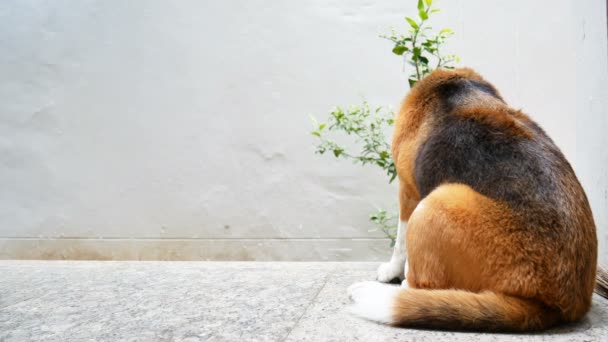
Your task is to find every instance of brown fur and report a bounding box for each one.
[389,68,597,331]
[454,105,533,138]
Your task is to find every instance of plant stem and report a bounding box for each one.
[436,44,442,69]
[412,28,421,80]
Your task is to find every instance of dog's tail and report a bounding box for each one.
[595,264,608,299]
[348,282,559,332]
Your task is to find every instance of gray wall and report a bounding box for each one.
[1,0,607,261]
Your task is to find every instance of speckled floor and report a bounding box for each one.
[1,261,607,341]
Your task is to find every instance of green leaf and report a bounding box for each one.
[389,172,397,183]
[408,78,417,88]
[419,56,429,64]
[310,131,320,137]
[419,10,428,20]
[425,0,433,6]
[333,149,342,157]
[405,17,419,29]
[392,45,408,55]
[308,114,318,126]
[417,0,424,11]
[431,8,440,13]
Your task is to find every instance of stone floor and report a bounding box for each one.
[1,261,607,341]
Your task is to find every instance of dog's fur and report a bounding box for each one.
[348,68,598,332]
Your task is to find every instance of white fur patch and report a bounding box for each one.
[347,281,400,324]
[411,201,426,215]
[377,219,408,283]
[376,259,405,283]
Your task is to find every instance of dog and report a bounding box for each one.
[348,68,600,331]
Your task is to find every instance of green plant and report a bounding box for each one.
[310,103,396,182]
[383,0,459,88]
[369,208,398,247]
[310,0,458,244]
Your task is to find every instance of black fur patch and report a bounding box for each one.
[414,113,573,232]
[433,79,503,113]
[467,79,502,99]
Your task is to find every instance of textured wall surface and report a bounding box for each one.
[0,0,606,260]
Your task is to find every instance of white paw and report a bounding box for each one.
[347,281,400,324]
[376,260,406,283]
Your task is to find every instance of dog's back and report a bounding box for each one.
[349,68,597,331]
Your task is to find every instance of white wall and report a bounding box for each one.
[0,0,606,261]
